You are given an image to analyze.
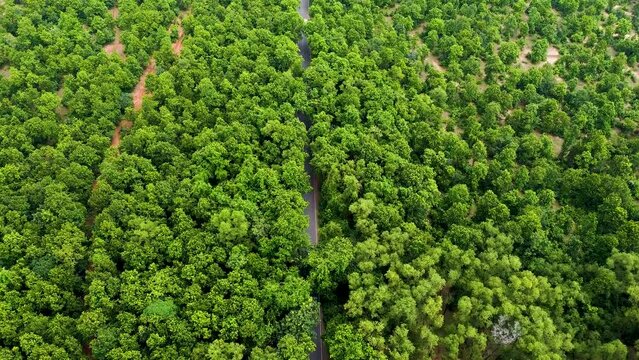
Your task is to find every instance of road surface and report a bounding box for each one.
[296,1,328,360]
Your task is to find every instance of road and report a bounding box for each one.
[296,1,328,360]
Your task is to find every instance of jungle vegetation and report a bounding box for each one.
[2,0,639,359]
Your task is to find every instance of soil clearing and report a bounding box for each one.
[110,6,119,19]
[111,119,132,148]
[426,54,445,72]
[546,46,560,64]
[0,65,9,79]
[171,10,189,55]
[132,59,156,111]
[103,28,125,59]
[409,23,426,46]
[519,37,533,69]
[534,130,564,156]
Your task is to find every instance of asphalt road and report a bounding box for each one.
[296,2,329,360]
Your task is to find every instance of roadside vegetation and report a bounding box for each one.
[307,0,639,358]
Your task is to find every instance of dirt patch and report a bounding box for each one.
[104,28,125,59]
[546,46,560,64]
[0,65,9,79]
[549,134,564,156]
[519,37,533,69]
[171,24,184,55]
[55,106,69,117]
[426,54,444,71]
[534,130,563,156]
[409,23,425,47]
[132,59,156,111]
[110,7,119,19]
[383,3,399,25]
[55,85,68,117]
[171,11,189,55]
[111,120,132,148]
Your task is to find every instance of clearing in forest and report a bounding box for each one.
[104,28,125,59]
[0,65,9,79]
[426,54,445,72]
[546,46,560,64]
[132,59,156,111]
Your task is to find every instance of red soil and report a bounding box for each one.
[103,28,125,59]
[171,11,189,55]
[110,119,132,148]
[172,22,185,55]
[132,59,156,111]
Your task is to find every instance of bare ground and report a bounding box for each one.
[546,46,560,64]
[132,59,156,111]
[171,11,189,55]
[519,37,533,69]
[534,130,564,156]
[409,23,426,47]
[426,54,445,71]
[104,28,125,59]
[110,6,119,19]
[55,84,68,117]
[383,3,399,25]
[0,65,9,79]
[111,119,132,148]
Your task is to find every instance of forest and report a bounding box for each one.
[1,0,639,359]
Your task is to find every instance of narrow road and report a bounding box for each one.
[296,2,328,360]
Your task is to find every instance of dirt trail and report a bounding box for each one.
[104,7,125,59]
[426,54,445,72]
[171,11,189,55]
[55,84,69,117]
[104,28,125,59]
[111,119,132,148]
[409,23,425,46]
[132,59,156,111]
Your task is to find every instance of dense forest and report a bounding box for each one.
[2,0,639,359]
